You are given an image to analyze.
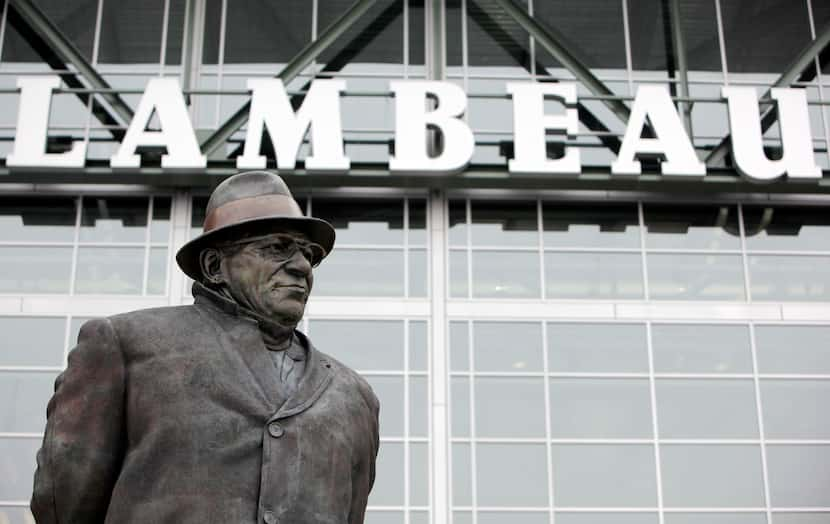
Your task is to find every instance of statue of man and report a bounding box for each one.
[31,171,380,524]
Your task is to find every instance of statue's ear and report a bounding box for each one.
[199,248,224,285]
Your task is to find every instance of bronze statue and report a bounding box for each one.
[31,171,380,524]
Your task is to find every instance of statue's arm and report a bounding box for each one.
[349,382,380,524]
[30,318,127,524]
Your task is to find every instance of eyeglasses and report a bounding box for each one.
[221,234,326,267]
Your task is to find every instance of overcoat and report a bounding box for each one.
[30,284,380,524]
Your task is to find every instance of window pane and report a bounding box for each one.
[150,197,171,243]
[2,2,96,62]
[313,249,404,296]
[771,513,830,524]
[475,377,546,438]
[545,252,644,299]
[318,0,403,67]
[556,515,658,524]
[410,376,428,438]
[451,377,470,438]
[0,317,65,367]
[309,320,403,371]
[660,445,764,507]
[553,444,657,507]
[656,379,759,438]
[449,250,469,298]
[452,443,472,506]
[224,0,311,63]
[312,199,404,245]
[477,443,548,507]
[98,0,165,64]
[0,247,73,293]
[408,199,427,246]
[755,325,830,374]
[762,380,830,439]
[75,247,144,294]
[409,320,427,372]
[0,438,40,501]
[0,196,77,242]
[470,201,538,247]
[743,206,830,252]
[410,442,429,506]
[0,372,58,433]
[472,251,540,298]
[0,507,34,524]
[719,0,811,74]
[767,445,830,507]
[548,323,648,373]
[644,205,741,250]
[550,378,652,438]
[368,442,404,506]
[479,513,547,524]
[448,200,468,247]
[627,0,670,72]
[664,514,766,524]
[652,324,752,373]
[408,248,428,297]
[365,511,403,524]
[80,197,149,243]
[647,254,745,301]
[366,376,403,437]
[749,255,830,302]
[465,2,532,69]
[449,321,469,372]
[543,203,640,249]
[473,322,542,372]
[147,247,168,295]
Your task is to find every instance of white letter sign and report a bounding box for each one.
[237,78,349,173]
[611,85,705,177]
[722,86,821,181]
[110,78,206,169]
[7,76,87,168]
[507,82,580,175]
[389,81,474,174]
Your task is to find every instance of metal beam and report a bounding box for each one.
[199,0,380,157]
[488,0,631,125]
[706,21,830,166]
[9,0,134,128]
[668,0,692,136]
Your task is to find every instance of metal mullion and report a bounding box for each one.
[621,0,633,94]
[747,321,774,524]
[713,0,729,84]
[141,197,154,296]
[645,321,665,524]
[213,0,228,129]
[404,318,411,524]
[82,0,105,159]
[467,320,478,524]
[0,0,9,61]
[667,0,692,136]
[403,0,409,80]
[541,321,555,524]
[807,0,830,175]
[638,202,650,300]
[466,199,472,300]
[737,204,753,302]
[68,196,83,299]
[159,0,172,75]
[405,198,410,300]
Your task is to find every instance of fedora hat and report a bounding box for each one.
[176,171,335,281]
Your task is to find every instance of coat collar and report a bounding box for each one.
[193,282,331,418]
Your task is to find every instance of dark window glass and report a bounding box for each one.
[627,0,671,72]
[80,196,149,243]
[318,0,403,66]
[164,0,186,65]
[720,0,811,74]
[470,200,537,246]
[542,202,640,248]
[2,0,97,62]
[0,196,77,242]
[446,0,464,66]
[466,0,531,69]
[409,0,425,66]
[742,206,830,252]
[202,0,223,64]
[815,2,830,74]
[643,204,741,250]
[678,0,723,72]
[312,198,403,245]
[99,0,165,64]
[224,0,311,63]
[535,0,626,70]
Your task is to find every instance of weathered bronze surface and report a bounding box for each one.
[31,171,380,524]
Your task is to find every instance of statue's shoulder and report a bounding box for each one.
[312,346,379,409]
[107,303,200,328]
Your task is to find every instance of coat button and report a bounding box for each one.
[263,510,277,524]
[267,422,284,438]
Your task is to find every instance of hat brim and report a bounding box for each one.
[175,215,336,282]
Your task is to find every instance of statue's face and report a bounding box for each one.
[217,231,322,325]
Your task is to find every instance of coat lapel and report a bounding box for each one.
[271,331,333,421]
